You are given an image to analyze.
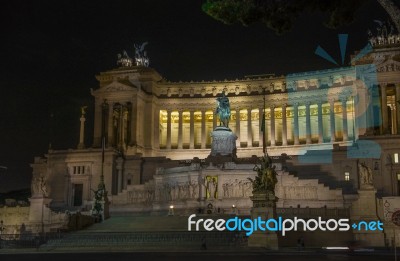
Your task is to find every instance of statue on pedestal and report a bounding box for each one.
[31,175,49,197]
[248,154,278,195]
[215,91,231,128]
[247,153,279,249]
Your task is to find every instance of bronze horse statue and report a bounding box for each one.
[215,91,231,128]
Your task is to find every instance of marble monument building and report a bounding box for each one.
[29,29,400,245]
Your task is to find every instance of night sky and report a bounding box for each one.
[0,0,391,192]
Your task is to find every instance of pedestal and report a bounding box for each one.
[28,195,53,233]
[350,189,385,246]
[248,192,279,250]
[210,127,237,157]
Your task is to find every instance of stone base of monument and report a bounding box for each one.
[28,195,53,231]
[248,232,279,250]
[350,188,385,247]
[248,192,279,250]
[210,126,237,158]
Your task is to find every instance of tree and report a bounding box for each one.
[202,0,400,35]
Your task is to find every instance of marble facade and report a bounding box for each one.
[26,35,400,246]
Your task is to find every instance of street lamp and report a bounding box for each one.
[168,205,174,216]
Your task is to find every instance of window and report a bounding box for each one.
[397,173,400,181]
[73,166,86,174]
[344,172,350,181]
[395,153,399,164]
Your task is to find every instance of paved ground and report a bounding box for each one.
[0,215,396,260]
[0,251,396,261]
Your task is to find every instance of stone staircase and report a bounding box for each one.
[285,163,356,194]
[41,215,247,250]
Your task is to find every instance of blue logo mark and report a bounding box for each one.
[285,34,381,164]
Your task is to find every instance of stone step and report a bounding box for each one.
[286,163,356,193]
[42,231,247,249]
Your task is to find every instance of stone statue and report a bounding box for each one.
[134,42,150,67]
[206,176,217,199]
[117,50,133,67]
[32,175,48,197]
[215,91,231,128]
[248,154,278,195]
[358,162,373,187]
[81,106,87,116]
[39,176,48,197]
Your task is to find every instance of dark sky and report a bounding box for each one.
[0,0,391,192]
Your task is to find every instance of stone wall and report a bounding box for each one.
[0,206,30,234]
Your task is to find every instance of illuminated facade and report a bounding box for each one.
[31,36,400,220]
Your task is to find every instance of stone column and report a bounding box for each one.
[213,110,217,130]
[107,103,114,147]
[236,108,241,147]
[270,106,276,146]
[293,103,299,145]
[305,102,311,144]
[341,99,348,141]
[393,105,397,134]
[178,110,183,149]
[259,108,264,148]
[77,114,86,149]
[166,110,172,149]
[282,104,287,146]
[154,108,160,149]
[396,84,400,134]
[116,158,123,193]
[317,101,323,143]
[122,107,129,148]
[330,100,336,142]
[93,100,102,147]
[201,110,206,149]
[118,105,124,149]
[190,110,195,149]
[247,108,253,147]
[381,84,388,134]
[129,103,137,147]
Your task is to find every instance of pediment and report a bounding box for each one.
[376,59,400,73]
[100,81,136,92]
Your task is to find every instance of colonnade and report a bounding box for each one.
[157,99,355,149]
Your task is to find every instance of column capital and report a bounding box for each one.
[329,99,336,105]
[305,101,311,106]
[270,104,276,110]
[281,103,287,109]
